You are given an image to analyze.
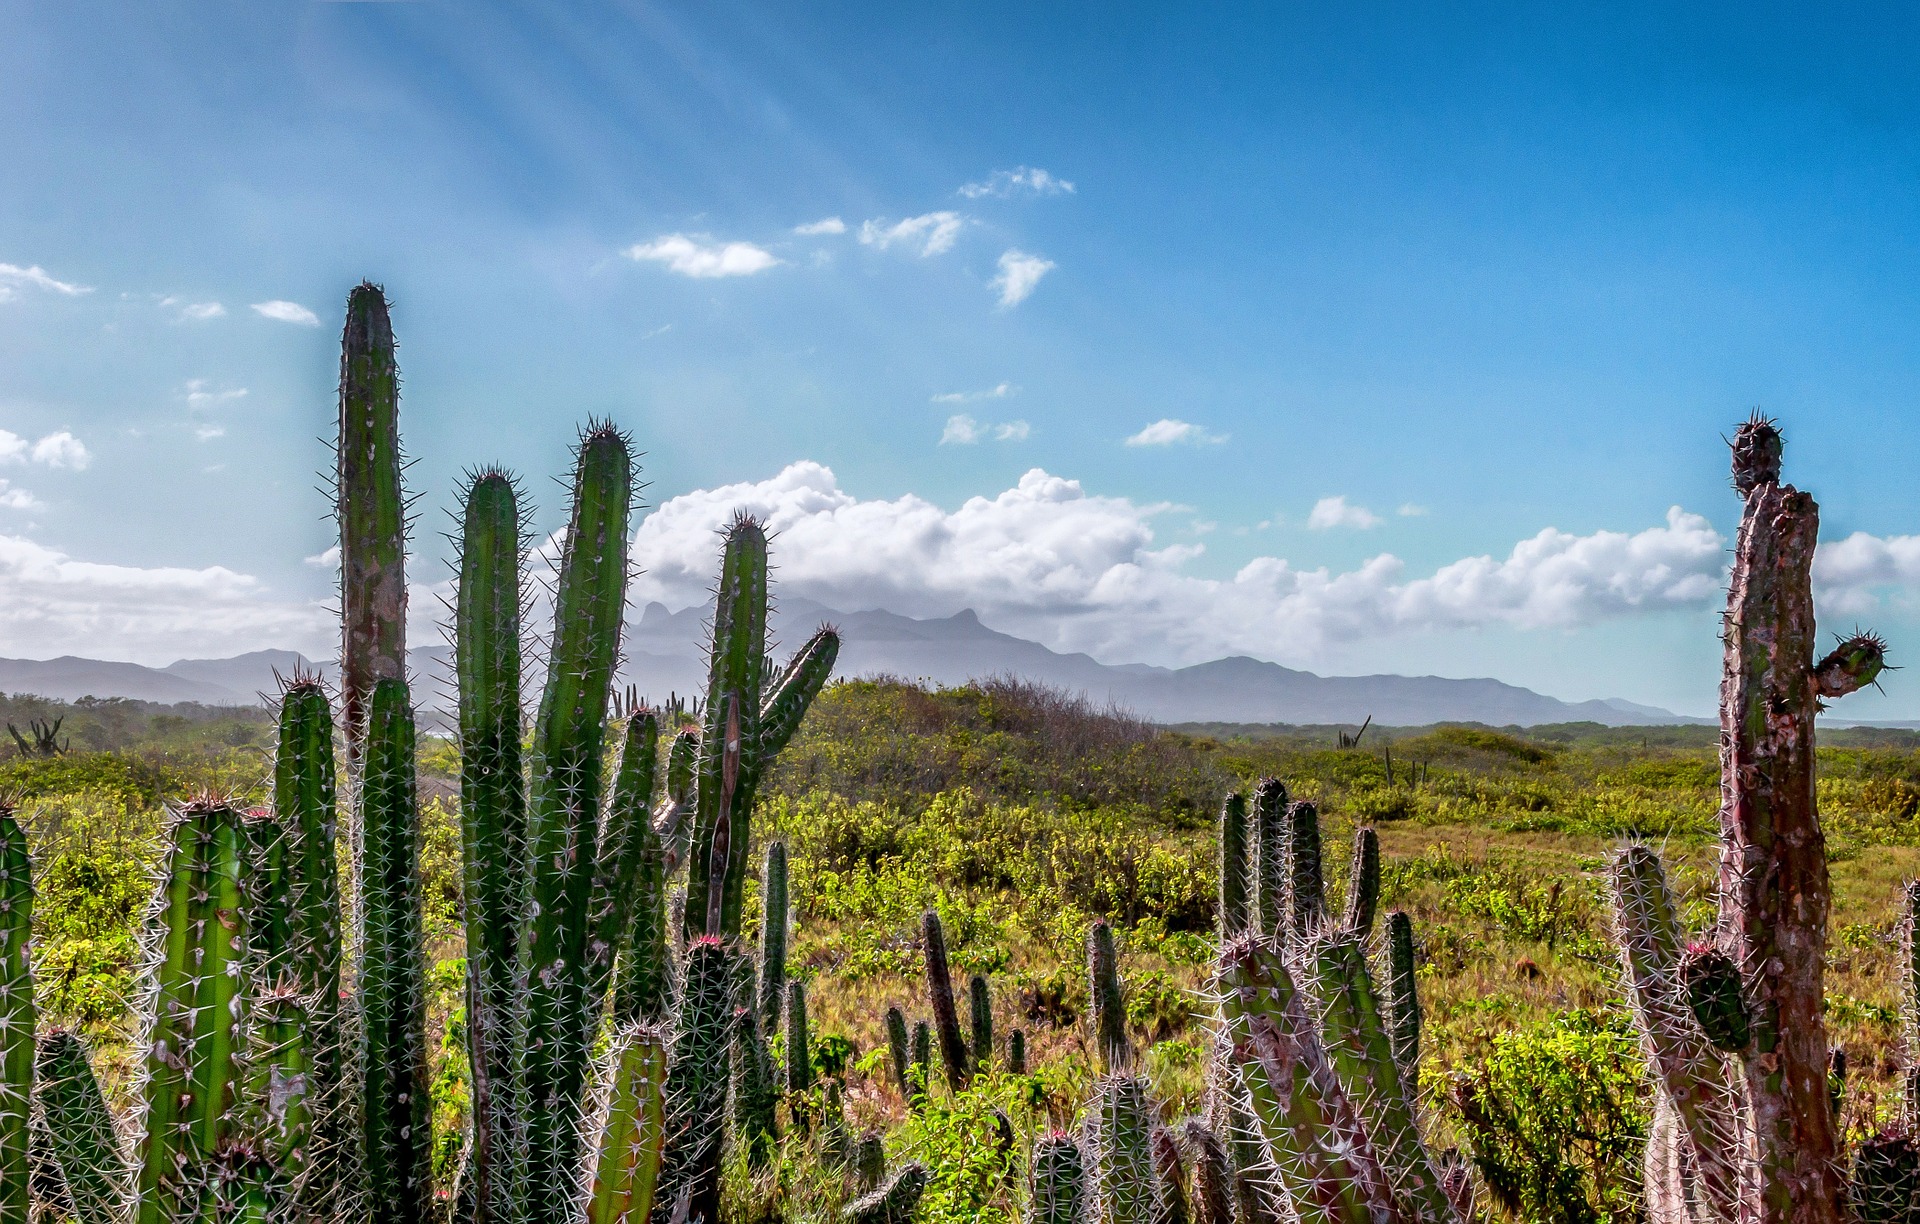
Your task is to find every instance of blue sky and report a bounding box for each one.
[2,2,1919,717]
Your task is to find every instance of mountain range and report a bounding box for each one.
[0,598,1703,726]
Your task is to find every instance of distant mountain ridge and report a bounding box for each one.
[0,600,1704,726]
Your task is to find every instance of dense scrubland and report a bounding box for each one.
[14,680,1920,1222]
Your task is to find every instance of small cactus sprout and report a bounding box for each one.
[843,1161,929,1224]
[923,910,972,1091]
[1729,409,1783,495]
[1681,943,1751,1052]
[1029,1134,1087,1224]
[1342,827,1380,939]
[584,1024,667,1224]
[33,1032,120,1224]
[1813,631,1889,699]
[1089,919,1131,1071]
[0,804,33,1224]
[970,974,994,1072]
[910,1023,932,1100]
[885,1006,912,1094]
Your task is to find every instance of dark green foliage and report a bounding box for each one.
[33,1031,118,1224]
[1029,1134,1086,1224]
[358,679,432,1224]
[336,280,407,758]
[1251,778,1288,939]
[1342,826,1379,938]
[1851,1134,1920,1224]
[663,938,733,1224]
[1384,909,1421,1077]
[1089,919,1130,1072]
[844,1161,929,1224]
[760,840,790,1033]
[923,909,972,1091]
[1682,945,1751,1052]
[885,1006,912,1093]
[969,974,993,1071]
[1217,791,1250,938]
[0,805,32,1224]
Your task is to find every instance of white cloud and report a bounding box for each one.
[959,167,1076,198]
[932,383,1017,404]
[859,212,965,256]
[0,263,91,301]
[0,482,40,510]
[1814,531,1920,614]
[1124,419,1227,447]
[184,380,248,409]
[1399,503,1429,517]
[990,249,1054,307]
[251,300,320,326]
[629,463,1732,667]
[941,415,984,445]
[1308,496,1382,531]
[626,234,781,279]
[304,545,340,568]
[794,217,846,235]
[995,421,1032,441]
[195,425,226,442]
[165,300,225,322]
[30,432,90,470]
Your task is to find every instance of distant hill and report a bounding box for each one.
[0,599,1705,726]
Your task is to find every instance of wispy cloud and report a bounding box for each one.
[859,212,965,256]
[793,217,846,236]
[1398,503,1429,517]
[179,301,226,321]
[1124,419,1227,447]
[994,420,1032,441]
[940,415,1032,445]
[251,300,320,326]
[184,379,248,409]
[959,167,1076,199]
[195,425,226,442]
[626,234,781,278]
[931,383,1017,404]
[0,263,92,302]
[990,249,1054,307]
[1308,496,1383,530]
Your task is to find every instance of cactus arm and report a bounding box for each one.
[757,841,789,1034]
[757,627,839,762]
[1216,936,1395,1224]
[1089,1074,1156,1224]
[683,518,768,941]
[1218,792,1251,939]
[922,910,972,1091]
[884,1006,912,1094]
[1382,911,1421,1080]
[336,280,407,760]
[246,988,315,1186]
[1030,1135,1086,1224]
[584,1024,666,1224]
[1716,417,1842,1221]
[586,711,661,1021]
[523,425,634,1211]
[1090,919,1131,1072]
[969,975,993,1071]
[1251,779,1289,940]
[1286,801,1327,940]
[33,1032,121,1224]
[661,939,731,1224]
[1343,827,1380,939]
[1608,845,1741,1221]
[454,469,529,1224]
[359,679,433,1224]
[0,807,31,1224]
[242,813,295,986]
[843,1161,928,1223]
[1305,937,1455,1223]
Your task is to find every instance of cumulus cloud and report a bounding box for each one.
[0,532,330,663]
[991,249,1054,307]
[859,212,965,256]
[0,263,91,301]
[626,234,781,279]
[629,462,1733,666]
[0,429,91,470]
[931,383,1017,404]
[794,217,846,235]
[1308,496,1382,531]
[0,482,40,511]
[1814,531,1920,614]
[1125,419,1227,447]
[959,167,1076,198]
[251,300,320,326]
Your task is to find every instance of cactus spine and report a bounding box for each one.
[336,280,407,762]
[33,1032,119,1224]
[584,1025,667,1224]
[1008,1028,1027,1076]
[922,910,971,1091]
[0,805,31,1224]
[359,678,433,1224]
[1088,1074,1156,1224]
[1029,1135,1086,1224]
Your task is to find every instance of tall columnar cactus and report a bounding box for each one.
[1151,1126,1192,1224]
[1903,880,1920,1124]
[359,678,433,1224]
[1089,919,1130,1072]
[242,813,295,988]
[1217,792,1251,939]
[1030,1134,1086,1224]
[922,910,971,1091]
[1088,1074,1156,1224]
[134,799,252,1224]
[1609,416,1887,1224]
[587,712,662,1025]
[759,841,790,1034]
[885,1007,912,1095]
[33,1032,120,1224]
[1008,1028,1027,1076]
[1383,910,1421,1078]
[662,939,733,1224]
[1341,827,1379,939]
[1251,779,1288,939]
[584,1024,667,1224]
[969,975,994,1072]
[246,987,316,1188]
[682,517,841,942]
[1175,1121,1232,1224]
[0,805,31,1224]
[787,977,816,1130]
[1285,801,1327,940]
[336,280,407,761]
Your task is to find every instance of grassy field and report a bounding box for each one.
[11,681,1920,1222]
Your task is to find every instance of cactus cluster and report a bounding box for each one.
[1607,416,1894,1224]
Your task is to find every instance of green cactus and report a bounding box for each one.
[923,909,971,1091]
[854,1132,886,1193]
[759,840,790,1034]
[1850,1134,1919,1224]
[787,978,815,1134]
[1151,1126,1192,1224]
[1903,880,1920,1124]
[359,678,433,1224]
[587,711,662,1024]
[245,987,315,1186]
[1175,1121,1232,1224]
[1008,1028,1027,1077]
[843,1161,928,1224]
[1029,1134,1085,1224]
[0,805,32,1224]
[1088,1074,1156,1224]
[662,938,733,1224]
[1383,910,1421,1078]
[885,1006,912,1094]
[241,812,295,988]
[1341,827,1379,939]
[734,1004,780,1169]
[1285,801,1326,940]
[1681,944,1750,1052]
[32,1032,119,1224]
[969,974,994,1072]
[134,799,252,1224]
[1251,778,1288,939]
[1089,919,1130,1072]
[1216,791,1251,939]
[585,1024,667,1224]
[336,280,407,762]
[910,1022,932,1100]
